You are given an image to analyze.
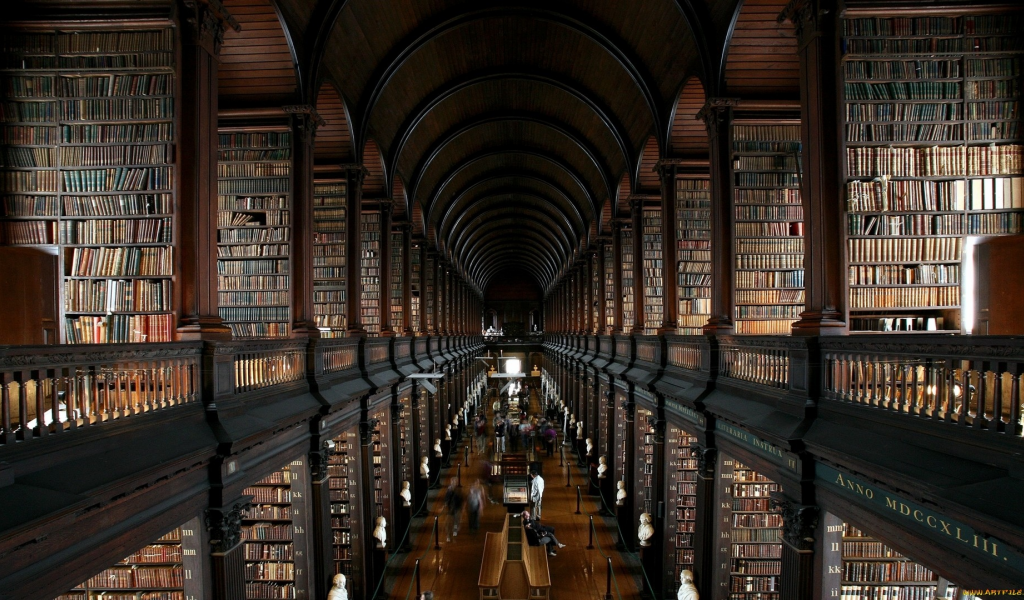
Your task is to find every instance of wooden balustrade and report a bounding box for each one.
[636,339,657,363]
[318,339,359,374]
[0,343,201,445]
[231,341,307,394]
[821,336,1024,437]
[709,337,791,390]
[666,337,703,371]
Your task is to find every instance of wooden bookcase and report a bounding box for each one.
[390,230,403,331]
[424,252,435,333]
[676,177,712,334]
[634,407,657,524]
[396,393,413,488]
[329,427,361,579]
[621,227,636,330]
[55,518,203,600]
[715,456,782,599]
[591,250,600,332]
[731,123,806,335]
[241,460,311,600]
[642,207,664,334]
[821,513,967,600]
[410,243,421,334]
[370,404,393,540]
[313,179,346,337]
[360,211,381,335]
[1,26,177,344]
[216,128,292,338]
[664,424,698,591]
[841,12,1024,333]
[603,242,615,330]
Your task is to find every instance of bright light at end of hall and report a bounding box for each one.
[505,358,522,374]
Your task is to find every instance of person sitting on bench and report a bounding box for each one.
[520,510,566,556]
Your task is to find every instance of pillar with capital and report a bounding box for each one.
[658,163,679,334]
[344,165,368,336]
[284,105,325,338]
[629,197,645,334]
[379,200,395,336]
[609,219,625,334]
[770,494,823,600]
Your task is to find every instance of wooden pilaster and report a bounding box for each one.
[629,197,645,334]
[659,164,679,334]
[379,200,395,336]
[610,220,625,334]
[699,99,739,334]
[284,105,324,338]
[345,165,367,336]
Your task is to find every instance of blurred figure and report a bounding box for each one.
[444,479,464,540]
[468,479,485,530]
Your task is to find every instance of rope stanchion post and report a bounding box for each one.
[565,461,571,487]
[464,444,470,465]
[457,462,462,487]
[433,516,441,550]
[575,485,582,514]
[587,515,594,549]
[559,445,564,467]
[605,557,613,600]
[415,558,421,598]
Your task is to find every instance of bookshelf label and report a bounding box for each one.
[818,464,1024,574]
[664,399,705,426]
[714,421,799,472]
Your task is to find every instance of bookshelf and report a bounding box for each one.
[241,460,310,600]
[396,394,412,488]
[841,13,1024,333]
[370,404,392,532]
[716,456,782,599]
[410,244,421,334]
[424,253,435,333]
[621,226,636,330]
[642,207,664,334]
[603,242,615,330]
[833,521,966,600]
[634,407,657,521]
[732,123,806,335]
[665,424,698,590]
[390,230,403,332]
[313,180,346,337]
[676,178,712,334]
[591,250,600,332]
[329,427,360,578]
[1,27,177,344]
[360,211,381,335]
[216,129,292,338]
[55,520,203,600]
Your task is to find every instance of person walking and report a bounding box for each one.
[475,415,487,455]
[467,480,485,530]
[444,479,464,540]
[543,424,557,457]
[529,470,545,519]
[509,418,521,452]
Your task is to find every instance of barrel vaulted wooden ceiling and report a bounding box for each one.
[220,0,800,295]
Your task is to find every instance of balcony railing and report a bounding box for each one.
[0,343,201,445]
[230,341,307,394]
[666,336,703,371]
[822,336,1024,437]
[719,337,790,390]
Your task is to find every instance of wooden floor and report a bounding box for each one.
[381,393,645,600]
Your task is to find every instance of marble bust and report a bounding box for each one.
[400,480,412,506]
[420,456,430,478]
[434,438,443,457]
[327,573,348,600]
[597,455,608,478]
[373,516,387,548]
[615,480,627,506]
[638,513,654,547]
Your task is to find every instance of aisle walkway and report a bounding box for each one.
[381,391,645,600]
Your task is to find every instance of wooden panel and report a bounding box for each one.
[391,177,407,220]
[724,0,799,98]
[616,173,631,216]
[315,82,353,163]
[637,136,661,193]
[670,77,709,157]
[219,0,297,103]
[362,139,386,198]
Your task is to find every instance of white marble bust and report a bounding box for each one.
[615,480,627,506]
[445,424,452,440]
[638,513,654,547]
[327,573,348,600]
[434,438,443,457]
[678,570,698,600]
[586,437,594,456]
[373,516,387,548]
[576,421,584,440]
[400,480,412,506]
[420,456,430,478]
[597,455,607,478]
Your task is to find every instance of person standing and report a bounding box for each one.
[509,418,521,452]
[529,470,545,519]
[475,415,487,455]
[494,414,507,453]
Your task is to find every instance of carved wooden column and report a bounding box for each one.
[782,0,846,335]
[629,198,645,334]
[308,439,333,600]
[345,166,367,335]
[585,250,596,333]
[699,99,739,333]
[205,500,248,600]
[415,240,426,335]
[379,200,395,336]
[659,163,679,334]
[401,225,413,335]
[176,0,237,340]
[285,106,324,338]
[426,249,439,334]
[691,445,718,599]
[640,414,666,595]
[770,495,822,600]
[609,220,624,333]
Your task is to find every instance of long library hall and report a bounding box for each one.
[0,1,1022,599]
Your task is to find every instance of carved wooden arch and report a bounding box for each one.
[455,214,570,273]
[467,235,561,285]
[445,196,576,259]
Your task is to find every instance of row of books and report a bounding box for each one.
[61,123,173,143]
[219,227,289,243]
[849,264,959,285]
[7,53,174,70]
[122,545,183,564]
[218,163,290,177]
[734,320,795,335]
[244,543,294,561]
[735,222,804,237]
[845,101,961,122]
[848,213,963,237]
[218,275,289,290]
[218,195,289,210]
[218,149,291,161]
[2,146,55,167]
[846,144,1023,177]
[216,259,289,275]
[219,307,290,321]
[843,15,1016,36]
[846,124,964,143]
[219,291,289,305]
[68,246,173,277]
[736,255,803,269]
[735,205,804,221]
[735,173,800,187]
[843,562,936,582]
[736,305,803,319]
[731,527,781,543]
[734,155,798,171]
[849,316,945,332]
[847,237,962,262]
[968,211,1024,233]
[65,278,171,312]
[736,290,805,305]
[61,97,174,120]
[59,217,172,244]
[61,193,172,216]
[65,313,174,344]
[217,178,289,195]
[850,285,959,308]
[84,566,182,589]
[244,581,297,599]
[732,560,781,576]
[244,562,294,582]
[845,81,961,101]
[730,577,779,592]
[218,244,289,258]
[218,132,290,148]
[736,271,805,289]
[844,59,960,80]
[57,74,173,98]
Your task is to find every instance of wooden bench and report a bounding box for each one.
[478,514,551,600]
